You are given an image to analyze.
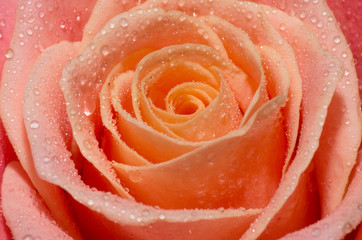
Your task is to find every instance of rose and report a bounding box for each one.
[0,0,361,239]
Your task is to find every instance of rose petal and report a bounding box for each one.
[0,1,19,238]
[280,148,362,239]
[62,9,229,172]
[0,122,14,240]
[327,0,362,97]
[242,5,344,239]
[0,0,18,76]
[2,162,72,240]
[80,0,145,49]
[0,0,96,237]
[137,0,303,177]
[253,0,362,217]
[24,6,264,239]
[132,44,243,141]
[100,69,153,166]
[112,42,289,209]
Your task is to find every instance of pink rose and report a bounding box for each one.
[0,0,361,239]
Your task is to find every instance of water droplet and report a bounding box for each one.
[83,140,92,150]
[159,214,166,220]
[29,120,39,129]
[129,170,143,183]
[142,209,150,216]
[4,48,14,59]
[311,228,320,237]
[100,45,110,56]
[23,235,34,240]
[300,11,306,19]
[87,199,94,206]
[120,18,128,27]
[246,11,253,20]
[333,36,341,44]
[310,16,318,23]
[279,23,286,31]
[109,23,115,29]
[0,19,5,27]
[344,118,351,125]
[343,222,352,233]
[26,28,33,35]
[43,157,50,163]
[33,88,40,95]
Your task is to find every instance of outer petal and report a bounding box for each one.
[2,162,72,240]
[0,0,96,238]
[0,122,14,240]
[0,0,19,239]
[26,8,260,240]
[327,0,362,97]
[81,0,146,49]
[0,0,18,76]
[280,148,362,239]
[253,0,362,217]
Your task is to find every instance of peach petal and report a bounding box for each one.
[280,149,362,240]
[100,68,151,167]
[242,7,345,240]
[0,0,95,238]
[112,71,200,163]
[80,0,146,50]
[2,162,72,240]
[113,81,287,209]
[255,0,362,217]
[137,0,302,181]
[64,9,229,168]
[21,56,262,238]
[200,15,261,89]
[132,44,244,141]
[151,82,218,124]
[24,40,133,202]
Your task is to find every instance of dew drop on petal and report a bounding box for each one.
[100,45,110,57]
[23,235,34,240]
[311,228,320,237]
[333,36,341,44]
[4,48,14,59]
[29,120,39,129]
[120,18,129,27]
[129,170,143,183]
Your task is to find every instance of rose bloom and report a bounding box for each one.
[0,0,361,239]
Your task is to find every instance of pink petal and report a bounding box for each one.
[2,161,72,240]
[80,0,145,49]
[0,123,14,240]
[24,7,260,240]
[253,0,362,218]
[0,0,18,77]
[0,0,96,238]
[0,0,18,239]
[327,0,362,97]
[280,148,362,239]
